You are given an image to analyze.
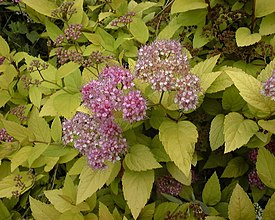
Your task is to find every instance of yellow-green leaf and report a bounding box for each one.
[21,0,58,17]
[29,86,42,108]
[124,144,161,171]
[11,146,33,172]
[236,27,261,47]
[206,71,233,93]
[129,17,149,44]
[262,193,275,219]
[76,163,114,204]
[29,196,61,220]
[51,116,62,142]
[224,112,258,153]
[122,170,154,219]
[258,119,275,134]
[256,147,275,189]
[202,172,221,206]
[191,55,220,77]
[259,13,275,36]
[159,121,198,176]
[0,90,10,108]
[171,0,207,14]
[99,202,114,220]
[221,157,249,178]
[166,162,191,186]
[28,143,49,167]
[0,35,10,56]
[255,0,275,17]
[56,62,80,80]
[209,114,225,151]
[228,184,256,220]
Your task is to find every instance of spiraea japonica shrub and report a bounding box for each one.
[0,0,275,219]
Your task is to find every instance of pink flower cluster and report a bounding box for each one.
[135,40,202,111]
[82,66,147,122]
[261,71,275,101]
[63,66,147,169]
[0,128,14,142]
[248,169,265,190]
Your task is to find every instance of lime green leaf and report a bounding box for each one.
[221,157,249,178]
[202,172,221,206]
[29,86,42,108]
[224,112,258,153]
[40,91,62,117]
[0,35,10,56]
[228,184,256,220]
[0,172,33,198]
[259,13,275,35]
[76,163,115,204]
[21,0,57,17]
[99,202,114,220]
[256,148,275,189]
[63,175,77,203]
[11,146,33,172]
[45,19,63,42]
[29,196,60,220]
[28,108,51,143]
[263,193,275,219]
[171,0,207,14]
[51,116,62,142]
[68,157,86,176]
[138,203,155,220]
[236,27,261,47]
[129,17,149,44]
[159,121,198,176]
[0,200,10,219]
[222,86,246,111]
[206,71,233,93]
[191,55,220,77]
[96,28,115,51]
[167,162,191,185]
[255,0,275,17]
[28,143,49,167]
[56,62,80,80]
[64,69,82,93]
[193,26,210,48]
[53,92,81,119]
[154,202,180,219]
[59,211,84,220]
[157,16,181,40]
[0,90,11,108]
[150,135,170,163]
[68,0,84,24]
[209,114,225,151]
[124,144,161,171]
[122,170,154,219]
[2,120,33,143]
[258,119,275,134]
[257,58,275,82]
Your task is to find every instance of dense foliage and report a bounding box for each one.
[0,0,275,219]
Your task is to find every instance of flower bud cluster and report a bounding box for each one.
[254,203,263,220]
[111,12,136,26]
[51,2,76,18]
[135,39,202,111]
[156,174,183,196]
[261,71,275,101]
[62,112,127,169]
[28,60,49,73]
[189,203,206,220]
[0,128,14,142]
[10,105,28,122]
[82,66,147,122]
[248,169,265,190]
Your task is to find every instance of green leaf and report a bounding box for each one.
[154,202,179,220]
[0,199,10,220]
[21,0,57,17]
[0,35,10,56]
[191,55,220,77]
[68,0,84,24]
[256,147,275,189]
[258,58,275,83]
[202,172,221,206]
[29,196,60,220]
[53,92,81,119]
[222,86,246,111]
[223,112,258,153]
[262,193,275,219]
[28,108,51,143]
[56,62,80,80]
[171,0,207,14]
[0,90,11,108]
[150,135,170,163]
[124,144,161,171]
[129,17,149,44]
[167,162,191,185]
[122,170,154,219]
[45,19,63,42]
[29,86,42,108]
[51,116,62,142]
[258,119,275,134]
[2,120,33,143]
[11,146,33,172]
[63,174,77,203]
[193,26,210,48]
[221,157,249,178]
[206,71,233,93]
[235,27,261,47]
[76,163,115,204]
[64,69,82,93]
[28,143,49,167]
[159,120,198,176]
[40,91,62,117]
[259,13,275,35]
[228,184,256,220]
[138,203,155,220]
[99,202,114,220]
[68,157,86,176]
[209,114,225,151]
[59,211,84,220]
[157,16,182,40]
[255,0,275,17]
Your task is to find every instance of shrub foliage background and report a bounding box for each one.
[0,0,275,219]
